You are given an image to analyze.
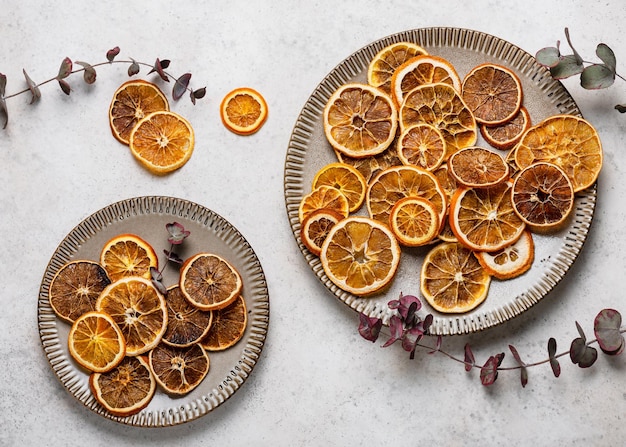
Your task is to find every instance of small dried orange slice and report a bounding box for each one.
[298,185,350,224]
[481,106,531,150]
[511,162,574,232]
[447,146,509,188]
[421,242,491,313]
[389,196,440,247]
[396,123,446,171]
[514,114,602,192]
[462,63,523,126]
[320,216,401,296]
[366,165,447,229]
[312,162,367,212]
[162,285,213,348]
[400,83,477,159]
[109,79,169,145]
[300,208,344,257]
[475,230,534,280]
[149,343,209,395]
[180,253,243,311]
[49,260,111,323]
[96,276,168,356]
[200,295,248,351]
[323,83,398,158]
[220,87,268,135]
[129,110,195,175]
[100,234,158,283]
[449,182,526,252]
[390,54,462,107]
[89,355,156,417]
[367,42,429,95]
[68,311,126,373]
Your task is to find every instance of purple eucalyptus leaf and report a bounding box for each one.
[464,343,475,372]
[575,321,587,342]
[428,334,442,354]
[106,46,121,62]
[57,57,73,79]
[75,61,97,84]
[480,355,501,386]
[570,338,598,368]
[382,315,404,347]
[520,366,528,388]
[150,266,163,282]
[166,222,190,244]
[151,278,168,296]
[192,87,206,99]
[173,73,191,101]
[358,313,382,342]
[22,69,41,104]
[58,79,71,95]
[580,64,615,90]
[548,337,561,377]
[509,345,525,366]
[128,60,140,76]
[594,309,625,355]
[163,249,183,265]
[615,104,626,113]
[149,58,169,82]
[1,73,8,129]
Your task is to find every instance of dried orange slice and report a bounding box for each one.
[201,295,248,351]
[312,162,367,212]
[514,114,602,192]
[108,79,169,145]
[462,63,523,125]
[100,234,158,282]
[447,146,509,188]
[162,285,213,348]
[180,253,242,311]
[298,185,350,223]
[475,230,534,280]
[400,83,477,159]
[89,355,156,417]
[389,196,439,247]
[68,311,126,373]
[323,83,398,158]
[96,276,168,356]
[421,241,491,313]
[449,182,526,252]
[149,343,209,395]
[367,42,429,95]
[320,216,401,296]
[366,165,447,229]
[335,147,402,184]
[432,164,458,242]
[391,54,462,107]
[220,87,268,135]
[129,110,195,175]
[49,260,111,323]
[481,106,531,150]
[300,208,344,257]
[511,162,574,232]
[396,123,446,171]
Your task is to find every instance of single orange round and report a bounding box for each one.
[109,80,169,145]
[389,196,440,247]
[298,185,350,224]
[200,294,248,351]
[367,42,429,95]
[220,87,268,135]
[396,123,447,171]
[300,208,344,257]
[447,146,509,188]
[99,234,158,283]
[480,106,531,150]
[312,162,367,212]
[475,229,535,280]
[162,285,213,348]
[149,343,210,395]
[68,311,126,373]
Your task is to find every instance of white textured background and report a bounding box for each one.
[1,1,625,445]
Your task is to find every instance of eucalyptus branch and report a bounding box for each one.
[359,293,625,387]
[0,46,207,130]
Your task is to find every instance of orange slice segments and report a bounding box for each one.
[99,234,158,283]
[447,146,509,188]
[149,343,210,395]
[481,106,531,150]
[220,87,268,135]
[320,216,401,296]
[323,83,398,158]
[396,123,447,171]
[300,208,344,257]
[162,285,213,348]
[367,42,429,95]
[68,311,126,373]
[200,294,248,351]
[298,185,350,224]
[312,162,367,213]
[475,229,534,280]
[389,196,440,247]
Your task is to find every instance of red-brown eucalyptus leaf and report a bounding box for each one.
[1,73,8,129]
[75,61,96,84]
[548,337,561,377]
[594,309,625,355]
[106,46,120,62]
[464,343,475,372]
[358,313,382,343]
[58,79,71,95]
[480,353,504,386]
[173,73,191,101]
[57,57,72,79]
[22,69,41,104]
[570,338,598,368]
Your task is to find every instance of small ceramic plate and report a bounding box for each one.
[284,28,596,335]
[38,196,270,426]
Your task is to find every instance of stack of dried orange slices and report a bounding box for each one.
[298,41,603,314]
[49,233,247,416]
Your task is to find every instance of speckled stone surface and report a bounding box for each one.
[1,1,625,445]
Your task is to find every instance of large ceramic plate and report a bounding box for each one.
[38,196,269,426]
[284,28,597,335]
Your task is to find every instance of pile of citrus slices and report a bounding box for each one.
[299,41,603,314]
[49,233,247,417]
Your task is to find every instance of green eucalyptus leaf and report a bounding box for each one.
[128,59,140,76]
[550,55,583,79]
[75,61,96,84]
[536,47,561,68]
[580,64,615,89]
[22,69,41,104]
[596,43,616,72]
[564,27,583,64]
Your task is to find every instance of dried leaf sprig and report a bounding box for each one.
[359,293,625,387]
[150,222,191,295]
[0,46,207,130]
[536,27,626,112]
